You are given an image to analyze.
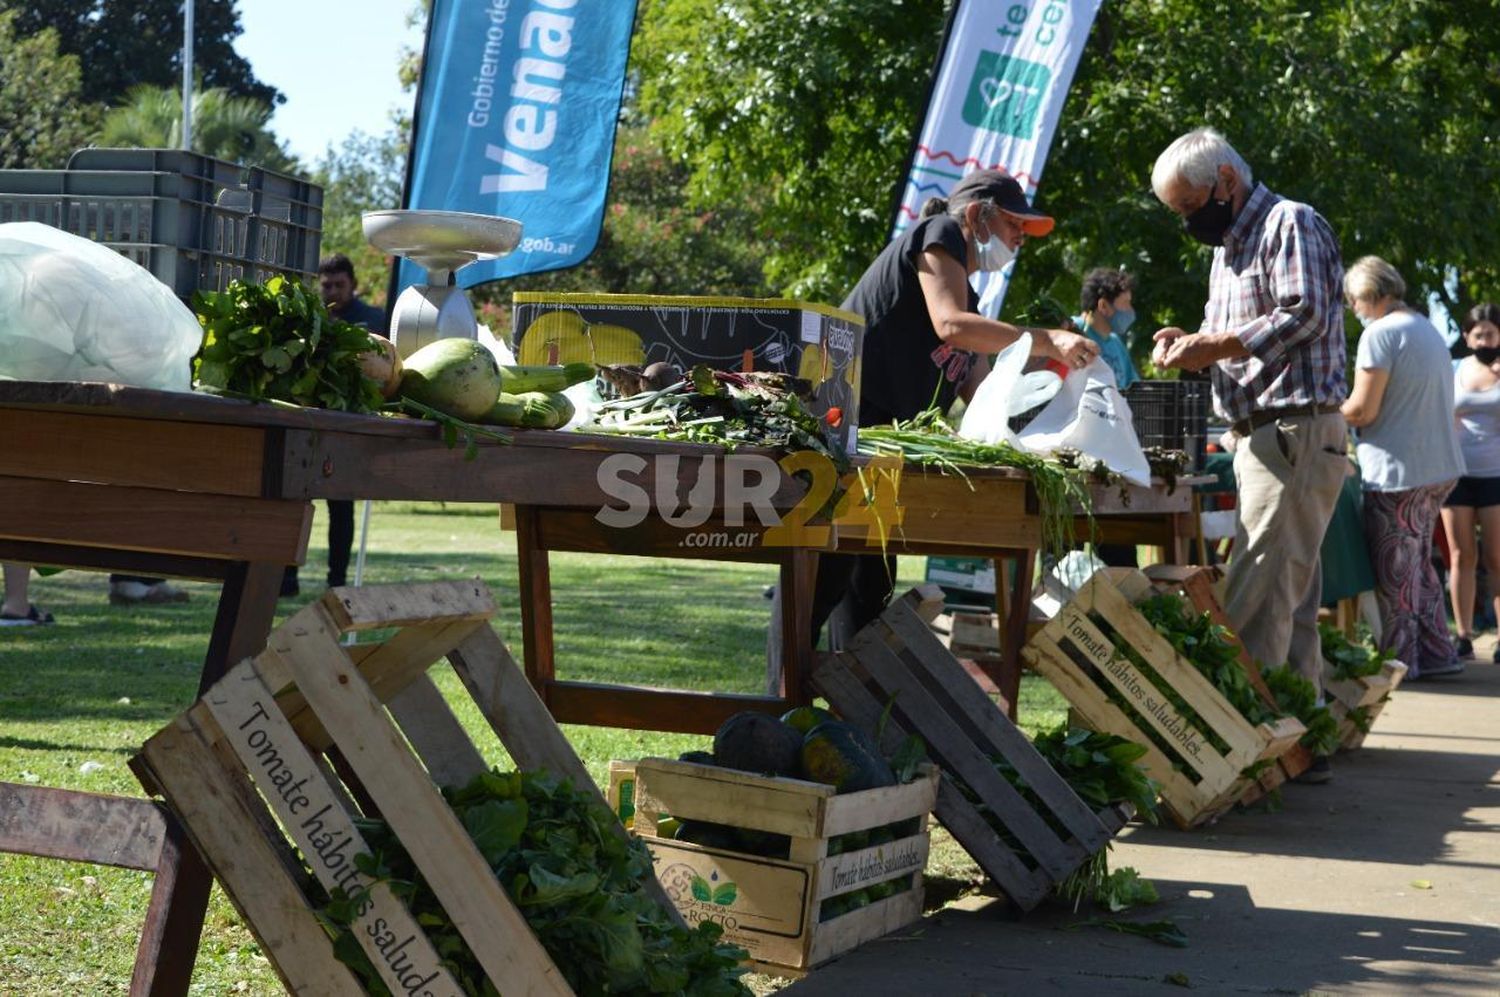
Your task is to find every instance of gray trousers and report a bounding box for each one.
[1224,411,1350,694]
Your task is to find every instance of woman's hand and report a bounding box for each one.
[1042,328,1098,370]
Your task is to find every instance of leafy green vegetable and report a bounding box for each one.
[1319,622,1393,680]
[193,275,384,413]
[1071,917,1189,948]
[1261,664,1341,756]
[1096,867,1159,912]
[318,769,750,996]
[856,409,1095,558]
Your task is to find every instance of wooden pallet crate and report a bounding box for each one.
[814,587,1130,912]
[1141,565,1310,794]
[1023,570,1305,829]
[631,757,939,977]
[134,581,677,997]
[1324,658,1408,750]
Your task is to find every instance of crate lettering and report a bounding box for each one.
[203,666,462,997]
[1060,609,1205,760]
[828,842,923,891]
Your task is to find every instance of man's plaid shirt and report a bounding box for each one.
[1202,182,1347,425]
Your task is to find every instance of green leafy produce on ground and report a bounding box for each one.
[319,769,750,997]
[1261,664,1341,756]
[956,725,1159,908]
[1320,622,1393,681]
[193,275,384,413]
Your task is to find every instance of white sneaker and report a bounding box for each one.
[110,580,190,605]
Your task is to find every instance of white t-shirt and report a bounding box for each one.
[1354,310,1464,490]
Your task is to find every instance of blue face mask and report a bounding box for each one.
[1109,307,1135,337]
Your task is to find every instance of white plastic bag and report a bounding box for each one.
[0,223,203,391]
[1018,358,1151,485]
[959,333,1036,445]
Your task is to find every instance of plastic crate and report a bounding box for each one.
[1123,379,1211,468]
[0,147,322,302]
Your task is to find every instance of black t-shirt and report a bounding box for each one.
[841,214,977,425]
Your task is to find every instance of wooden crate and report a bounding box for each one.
[1142,565,1309,794]
[134,581,678,997]
[632,757,939,977]
[1324,659,1408,750]
[1023,570,1305,829]
[815,587,1131,912]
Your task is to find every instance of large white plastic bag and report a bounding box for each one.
[1018,358,1152,485]
[959,334,1065,445]
[0,222,203,391]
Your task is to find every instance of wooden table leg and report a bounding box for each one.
[995,550,1036,721]
[132,558,285,994]
[776,550,818,705]
[513,506,555,704]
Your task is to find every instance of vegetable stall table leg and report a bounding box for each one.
[511,503,817,734]
[0,403,313,994]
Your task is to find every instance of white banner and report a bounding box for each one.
[894,0,1102,316]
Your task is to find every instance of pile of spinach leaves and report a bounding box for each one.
[318,769,749,996]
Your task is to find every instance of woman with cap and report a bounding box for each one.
[844,169,1096,426]
[767,170,1094,688]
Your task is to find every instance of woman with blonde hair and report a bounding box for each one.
[1340,256,1465,678]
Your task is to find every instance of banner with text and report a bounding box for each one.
[893,0,1101,316]
[400,0,638,291]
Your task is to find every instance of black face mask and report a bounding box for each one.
[1183,181,1234,247]
[1474,346,1500,365]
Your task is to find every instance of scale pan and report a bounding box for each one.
[362,209,522,272]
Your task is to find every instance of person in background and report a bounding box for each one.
[1074,267,1142,566]
[2,563,52,626]
[1440,302,1500,661]
[1150,127,1348,783]
[766,169,1097,688]
[281,254,388,598]
[1339,257,1464,679]
[1074,267,1140,390]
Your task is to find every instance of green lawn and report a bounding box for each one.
[0,502,1065,995]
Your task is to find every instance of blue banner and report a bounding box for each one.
[399,0,637,290]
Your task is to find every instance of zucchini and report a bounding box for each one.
[481,390,575,429]
[498,362,594,393]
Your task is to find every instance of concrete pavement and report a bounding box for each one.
[784,640,1500,996]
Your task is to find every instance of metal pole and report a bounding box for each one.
[181,0,194,150]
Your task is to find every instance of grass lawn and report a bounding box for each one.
[0,501,1067,995]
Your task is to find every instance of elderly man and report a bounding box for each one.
[1150,127,1350,783]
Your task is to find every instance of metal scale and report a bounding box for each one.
[362,208,522,359]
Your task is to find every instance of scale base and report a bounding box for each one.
[390,284,479,360]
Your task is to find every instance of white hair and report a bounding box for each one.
[1344,256,1406,303]
[1151,127,1254,200]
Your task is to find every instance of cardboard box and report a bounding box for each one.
[511,292,864,451]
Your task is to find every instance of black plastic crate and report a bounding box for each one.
[0,148,322,302]
[1123,379,1211,468]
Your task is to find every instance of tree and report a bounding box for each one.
[631,0,1500,339]
[3,0,280,108]
[0,10,100,168]
[312,129,407,307]
[99,85,298,173]
[632,0,949,302]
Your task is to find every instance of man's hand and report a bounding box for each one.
[1154,329,1247,372]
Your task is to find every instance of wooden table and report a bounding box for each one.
[0,380,805,995]
[510,460,1204,733]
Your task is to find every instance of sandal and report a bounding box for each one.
[0,604,54,627]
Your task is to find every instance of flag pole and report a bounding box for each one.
[181,0,194,150]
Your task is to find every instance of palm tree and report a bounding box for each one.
[98,85,299,173]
